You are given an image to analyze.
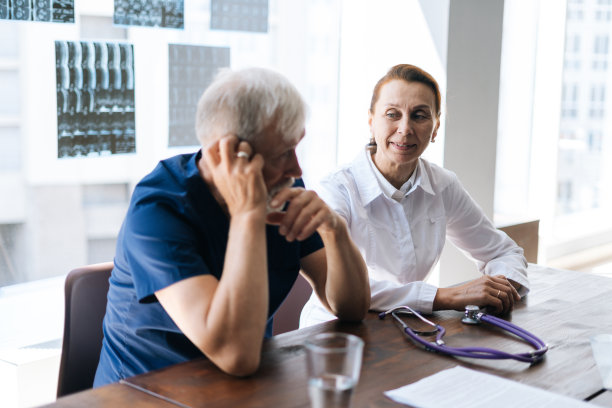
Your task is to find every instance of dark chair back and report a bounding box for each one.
[57,262,113,397]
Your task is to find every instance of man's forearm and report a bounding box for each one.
[318,218,370,321]
[203,211,269,375]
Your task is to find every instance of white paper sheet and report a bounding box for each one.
[384,366,597,408]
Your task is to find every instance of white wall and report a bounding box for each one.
[440,0,505,286]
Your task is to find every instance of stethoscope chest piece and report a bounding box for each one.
[461,304,481,325]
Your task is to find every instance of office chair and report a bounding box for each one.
[499,220,540,263]
[57,262,113,397]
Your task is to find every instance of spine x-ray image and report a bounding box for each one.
[0,0,74,23]
[168,44,230,147]
[114,0,184,29]
[55,40,136,158]
[210,0,268,33]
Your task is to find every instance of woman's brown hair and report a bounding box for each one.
[369,64,441,117]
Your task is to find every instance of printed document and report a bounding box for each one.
[385,366,596,408]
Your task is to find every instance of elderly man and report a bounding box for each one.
[94,67,370,386]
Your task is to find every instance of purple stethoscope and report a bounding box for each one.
[378,305,548,364]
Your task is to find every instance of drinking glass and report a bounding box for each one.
[304,333,364,408]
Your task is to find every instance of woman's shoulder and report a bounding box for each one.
[324,163,354,184]
[418,158,461,191]
[419,158,458,179]
[321,153,362,186]
[317,166,354,200]
[316,153,369,203]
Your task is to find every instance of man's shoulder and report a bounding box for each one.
[143,151,198,185]
[133,151,201,201]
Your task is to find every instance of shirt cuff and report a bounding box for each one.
[369,279,438,314]
[484,263,530,297]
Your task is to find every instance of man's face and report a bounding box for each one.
[250,125,305,195]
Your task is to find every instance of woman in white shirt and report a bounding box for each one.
[300,64,529,327]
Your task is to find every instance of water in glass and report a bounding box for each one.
[308,373,355,408]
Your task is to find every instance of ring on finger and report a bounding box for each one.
[496,289,501,298]
[236,151,250,160]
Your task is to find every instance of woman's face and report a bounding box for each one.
[369,79,439,180]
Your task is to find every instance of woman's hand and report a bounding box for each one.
[203,135,267,217]
[433,275,521,315]
[266,188,340,241]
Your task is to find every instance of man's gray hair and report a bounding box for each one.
[195,67,307,144]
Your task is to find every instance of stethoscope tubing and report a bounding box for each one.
[380,307,548,364]
[480,314,547,355]
[403,327,543,362]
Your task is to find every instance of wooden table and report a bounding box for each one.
[42,383,179,407]
[43,265,612,407]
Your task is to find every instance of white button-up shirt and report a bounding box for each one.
[300,149,529,327]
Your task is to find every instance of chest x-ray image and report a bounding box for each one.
[210,0,268,33]
[0,0,73,22]
[113,0,184,29]
[168,44,230,147]
[55,40,136,158]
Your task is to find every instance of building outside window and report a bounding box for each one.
[556,0,612,225]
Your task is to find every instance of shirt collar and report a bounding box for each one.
[351,148,436,205]
[416,159,435,196]
[366,152,417,202]
[351,148,385,206]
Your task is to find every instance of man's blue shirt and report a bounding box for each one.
[94,151,323,386]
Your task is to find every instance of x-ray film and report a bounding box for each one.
[114,0,184,29]
[55,40,136,158]
[0,0,74,23]
[210,0,268,33]
[168,44,230,147]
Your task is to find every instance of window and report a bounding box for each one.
[594,35,609,54]
[557,180,573,212]
[553,0,612,251]
[567,9,584,19]
[497,0,612,262]
[588,130,603,151]
[568,34,581,53]
[592,59,608,69]
[0,224,23,287]
[560,5,609,216]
